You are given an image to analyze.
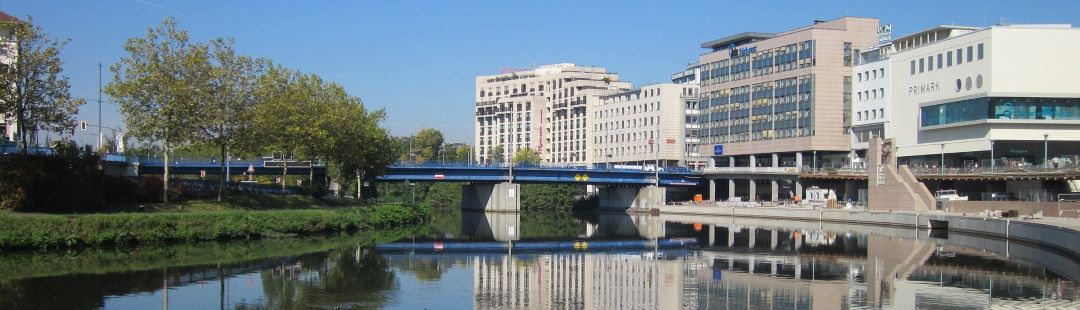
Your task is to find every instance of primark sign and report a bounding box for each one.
[908,81,940,95]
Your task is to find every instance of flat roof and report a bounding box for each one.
[700,32,775,50]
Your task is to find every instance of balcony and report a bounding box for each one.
[685,109,701,115]
[685,123,701,129]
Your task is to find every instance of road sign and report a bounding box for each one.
[713,145,724,155]
[574,174,582,181]
[434,174,445,180]
[199,170,206,178]
[581,174,589,182]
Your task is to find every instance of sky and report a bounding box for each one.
[5,0,1080,144]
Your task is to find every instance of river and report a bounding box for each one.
[1,209,1078,309]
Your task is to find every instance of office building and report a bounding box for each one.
[590,83,704,169]
[474,63,630,164]
[698,17,879,171]
[883,24,1080,171]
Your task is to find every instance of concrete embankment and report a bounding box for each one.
[651,205,1080,259]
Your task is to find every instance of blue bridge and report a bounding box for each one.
[134,159,326,176]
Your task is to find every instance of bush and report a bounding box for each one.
[0,152,105,212]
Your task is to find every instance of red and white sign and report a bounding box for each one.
[433,242,444,251]
[666,138,677,144]
[434,174,445,180]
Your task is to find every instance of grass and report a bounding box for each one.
[107,192,366,212]
[0,203,430,249]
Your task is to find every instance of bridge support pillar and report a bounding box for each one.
[794,179,803,201]
[461,182,520,212]
[748,227,756,248]
[597,185,666,210]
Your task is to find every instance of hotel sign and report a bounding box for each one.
[878,24,893,44]
[728,43,757,58]
[908,81,940,95]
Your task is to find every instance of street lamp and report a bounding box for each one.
[940,143,946,173]
[1044,133,1049,169]
[990,140,995,172]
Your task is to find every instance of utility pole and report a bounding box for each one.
[98,63,103,152]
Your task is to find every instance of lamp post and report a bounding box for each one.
[1044,133,1049,169]
[940,143,946,173]
[990,140,995,173]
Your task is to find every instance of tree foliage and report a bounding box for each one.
[512,148,541,165]
[0,16,84,152]
[106,17,206,204]
[411,128,443,162]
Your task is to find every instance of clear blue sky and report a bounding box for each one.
[5,0,1079,143]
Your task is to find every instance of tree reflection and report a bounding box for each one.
[249,248,397,309]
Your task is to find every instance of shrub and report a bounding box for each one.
[0,153,105,212]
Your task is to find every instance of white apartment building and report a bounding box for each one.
[0,11,20,143]
[885,24,1080,170]
[591,83,704,169]
[474,63,629,165]
[849,31,896,167]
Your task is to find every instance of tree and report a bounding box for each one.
[452,144,472,163]
[0,16,84,153]
[488,145,505,164]
[512,148,541,165]
[107,17,206,204]
[252,66,326,190]
[411,128,443,163]
[193,37,266,201]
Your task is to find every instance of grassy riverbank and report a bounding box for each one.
[0,203,429,249]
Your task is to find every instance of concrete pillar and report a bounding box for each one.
[770,229,778,249]
[750,155,757,168]
[461,182,521,212]
[728,227,735,247]
[597,185,666,210]
[795,180,804,200]
[772,153,779,168]
[728,179,735,201]
[771,179,779,202]
[709,225,715,246]
[796,152,803,169]
[748,227,756,248]
[729,156,735,167]
[749,179,757,201]
[795,232,803,250]
[709,179,716,201]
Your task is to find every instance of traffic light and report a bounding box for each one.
[80,121,87,130]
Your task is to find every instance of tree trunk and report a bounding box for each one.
[356,170,361,201]
[16,104,27,154]
[163,143,170,205]
[282,157,288,191]
[218,143,226,202]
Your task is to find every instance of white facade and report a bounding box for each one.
[474,63,629,164]
[887,24,1080,168]
[0,13,19,143]
[849,43,893,168]
[590,83,703,168]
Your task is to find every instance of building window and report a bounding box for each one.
[947,51,953,67]
[957,48,963,64]
[937,54,943,69]
[977,43,984,60]
[967,46,974,62]
[910,60,916,75]
[927,56,934,72]
[919,58,925,73]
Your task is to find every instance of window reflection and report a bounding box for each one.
[921,97,1080,126]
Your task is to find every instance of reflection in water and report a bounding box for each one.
[0,210,1078,309]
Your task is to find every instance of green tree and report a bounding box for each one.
[253,67,331,190]
[321,88,394,199]
[193,38,267,201]
[107,18,206,204]
[488,145,505,164]
[412,128,443,163]
[452,144,472,162]
[0,16,84,153]
[512,148,541,165]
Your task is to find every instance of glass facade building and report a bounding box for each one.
[921,97,1080,127]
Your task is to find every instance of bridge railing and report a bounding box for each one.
[392,161,699,174]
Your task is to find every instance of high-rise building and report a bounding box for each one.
[697,17,879,173]
[849,25,898,167]
[474,63,629,164]
[0,11,21,143]
[590,83,704,169]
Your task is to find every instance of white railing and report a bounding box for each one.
[703,166,801,174]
